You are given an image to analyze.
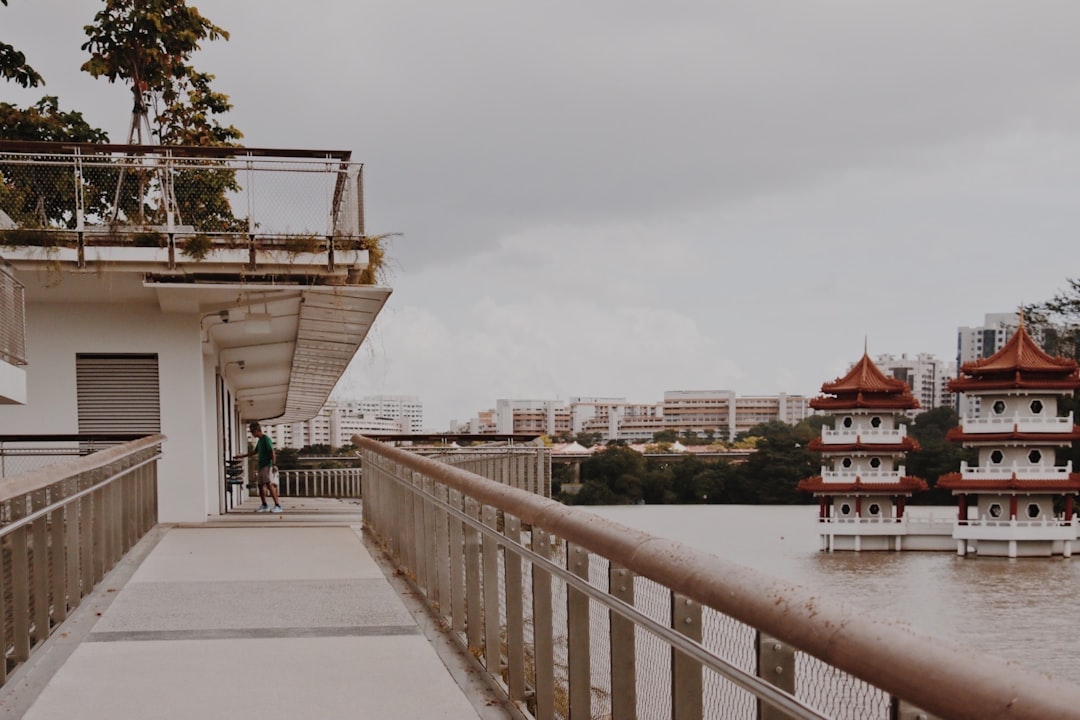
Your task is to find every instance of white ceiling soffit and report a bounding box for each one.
[276,286,391,425]
[143,281,391,424]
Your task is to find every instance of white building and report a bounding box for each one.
[268,399,408,449]
[471,391,810,442]
[0,143,390,523]
[872,353,956,414]
[359,394,424,433]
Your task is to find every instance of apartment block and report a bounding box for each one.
[872,353,957,414]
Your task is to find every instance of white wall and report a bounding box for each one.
[0,301,211,523]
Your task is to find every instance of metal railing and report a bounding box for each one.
[355,434,1080,720]
[0,141,362,236]
[0,434,150,479]
[277,467,362,498]
[422,445,552,498]
[0,263,25,366]
[0,434,162,685]
[0,142,367,274]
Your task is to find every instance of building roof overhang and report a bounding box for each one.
[145,279,391,424]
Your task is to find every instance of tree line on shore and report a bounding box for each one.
[556,402,1080,507]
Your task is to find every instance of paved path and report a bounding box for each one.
[0,498,516,720]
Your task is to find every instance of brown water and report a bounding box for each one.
[587,504,1080,686]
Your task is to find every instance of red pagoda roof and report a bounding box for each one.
[945,427,1080,444]
[796,476,928,494]
[948,321,1080,393]
[936,472,1080,492]
[810,352,920,411]
[807,437,920,453]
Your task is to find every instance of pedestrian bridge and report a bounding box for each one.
[1,436,1079,719]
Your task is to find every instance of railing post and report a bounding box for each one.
[672,592,703,720]
[448,489,466,634]
[531,529,555,720]
[421,477,437,599]
[464,496,483,653]
[503,515,526,703]
[892,698,942,720]
[30,489,48,647]
[481,504,501,674]
[566,542,591,719]
[758,633,796,720]
[9,496,30,662]
[433,483,450,612]
[610,563,637,720]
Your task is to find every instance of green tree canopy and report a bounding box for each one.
[1,1,44,89]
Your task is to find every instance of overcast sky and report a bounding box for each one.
[7,1,1080,429]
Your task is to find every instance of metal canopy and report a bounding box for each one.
[144,280,391,423]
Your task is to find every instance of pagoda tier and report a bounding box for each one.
[946,429,1080,445]
[949,321,1080,394]
[937,472,1080,492]
[810,353,921,412]
[797,476,928,494]
[807,437,919,453]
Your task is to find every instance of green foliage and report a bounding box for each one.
[1026,281,1080,363]
[734,421,818,504]
[0,97,112,226]
[652,429,678,443]
[575,431,603,447]
[1,1,44,89]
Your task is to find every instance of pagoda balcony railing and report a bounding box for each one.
[819,468,905,483]
[820,425,907,442]
[958,460,1073,479]
[961,413,1075,434]
[822,515,903,525]
[0,142,368,277]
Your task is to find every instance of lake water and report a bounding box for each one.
[585,504,1080,686]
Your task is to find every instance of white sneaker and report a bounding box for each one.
[271,506,283,514]
[256,505,270,513]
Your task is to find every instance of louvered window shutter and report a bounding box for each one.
[76,354,161,434]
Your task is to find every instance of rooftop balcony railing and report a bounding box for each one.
[0,434,162,686]
[0,263,25,366]
[0,141,371,281]
[355,434,1080,720]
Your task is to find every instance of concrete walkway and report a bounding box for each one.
[0,498,516,720]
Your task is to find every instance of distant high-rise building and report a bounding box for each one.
[358,394,424,433]
[470,391,811,442]
[269,395,423,449]
[872,353,956,414]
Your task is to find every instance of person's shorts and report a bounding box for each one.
[257,465,274,486]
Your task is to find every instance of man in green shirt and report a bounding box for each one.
[235,421,283,514]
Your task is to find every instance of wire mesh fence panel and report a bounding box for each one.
[700,607,758,720]
[795,651,891,720]
[632,575,674,720]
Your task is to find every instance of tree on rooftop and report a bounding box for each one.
[81,0,245,231]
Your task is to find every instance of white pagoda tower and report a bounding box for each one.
[938,319,1080,558]
[798,351,928,551]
